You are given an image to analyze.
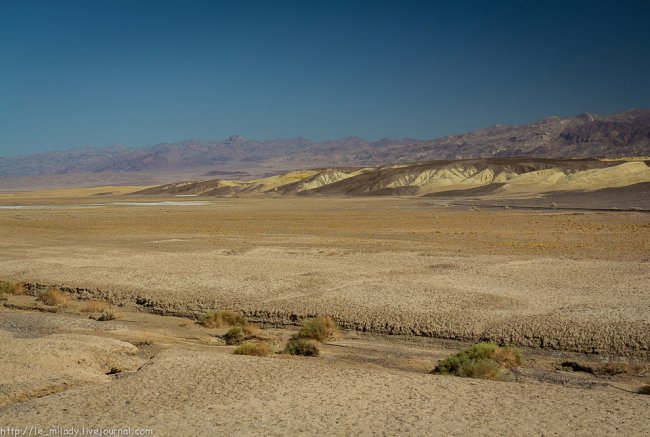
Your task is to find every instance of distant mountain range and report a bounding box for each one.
[1,109,649,178]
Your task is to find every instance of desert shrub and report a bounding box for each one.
[232,342,273,357]
[0,292,6,301]
[296,316,339,341]
[494,346,523,368]
[0,281,25,295]
[222,325,258,345]
[38,287,69,306]
[81,299,109,313]
[284,338,320,357]
[223,326,246,345]
[198,310,247,328]
[96,310,116,321]
[597,362,639,376]
[131,339,154,347]
[432,342,522,380]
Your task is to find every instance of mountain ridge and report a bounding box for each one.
[135,157,650,202]
[1,109,649,178]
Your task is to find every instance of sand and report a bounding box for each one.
[1,195,649,435]
[1,302,649,436]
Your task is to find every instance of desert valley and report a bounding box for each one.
[1,127,650,434]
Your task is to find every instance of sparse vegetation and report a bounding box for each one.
[38,287,69,306]
[198,310,247,328]
[431,342,522,380]
[131,338,154,347]
[232,341,273,357]
[296,316,339,341]
[0,280,26,295]
[284,338,320,356]
[96,310,116,321]
[223,325,259,345]
[281,316,338,357]
[598,362,638,376]
[81,299,109,313]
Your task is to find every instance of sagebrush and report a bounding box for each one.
[284,338,321,356]
[296,316,339,341]
[0,281,25,295]
[198,310,247,328]
[432,342,522,380]
[232,342,273,357]
[223,325,258,345]
[38,287,69,306]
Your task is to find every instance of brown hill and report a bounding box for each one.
[135,158,650,210]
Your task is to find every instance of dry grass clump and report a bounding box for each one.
[296,316,339,341]
[223,325,259,345]
[198,310,247,328]
[284,338,320,357]
[597,362,643,376]
[232,341,273,357]
[0,280,26,295]
[81,299,109,313]
[283,316,338,357]
[431,342,523,380]
[38,287,69,306]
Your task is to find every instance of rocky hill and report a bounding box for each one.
[135,157,650,201]
[1,109,649,178]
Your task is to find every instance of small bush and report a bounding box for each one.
[0,281,25,295]
[81,300,109,313]
[38,287,69,306]
[284,338,320,357]
[494,346,523,368]
[296,316,339,341]
[96,310,116,321]
[0,292,6,301]
[597,362,639,376]
[232,342,273,357]
[223,325,258,345]
[432,342,522,380]
[198,310,247,328]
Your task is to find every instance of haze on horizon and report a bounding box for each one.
[1,0,649,157]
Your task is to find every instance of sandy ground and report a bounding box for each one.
[0,197,648,355]
[1,195,649,435]
[0,300,648,436]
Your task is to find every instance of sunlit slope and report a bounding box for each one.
[135,158,650,198]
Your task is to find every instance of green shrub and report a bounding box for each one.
[284,338,320,357]
[223,326,246,345]
[232,342,273,357]
[432,342,522,380]
[198,310,247,328]
[296,316,339,341]
[223,325,259,345]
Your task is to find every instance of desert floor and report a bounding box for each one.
[0,195,649,435]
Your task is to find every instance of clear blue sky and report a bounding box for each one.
[1,0,649,156]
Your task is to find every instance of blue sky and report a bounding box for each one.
[1,0,649,156]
